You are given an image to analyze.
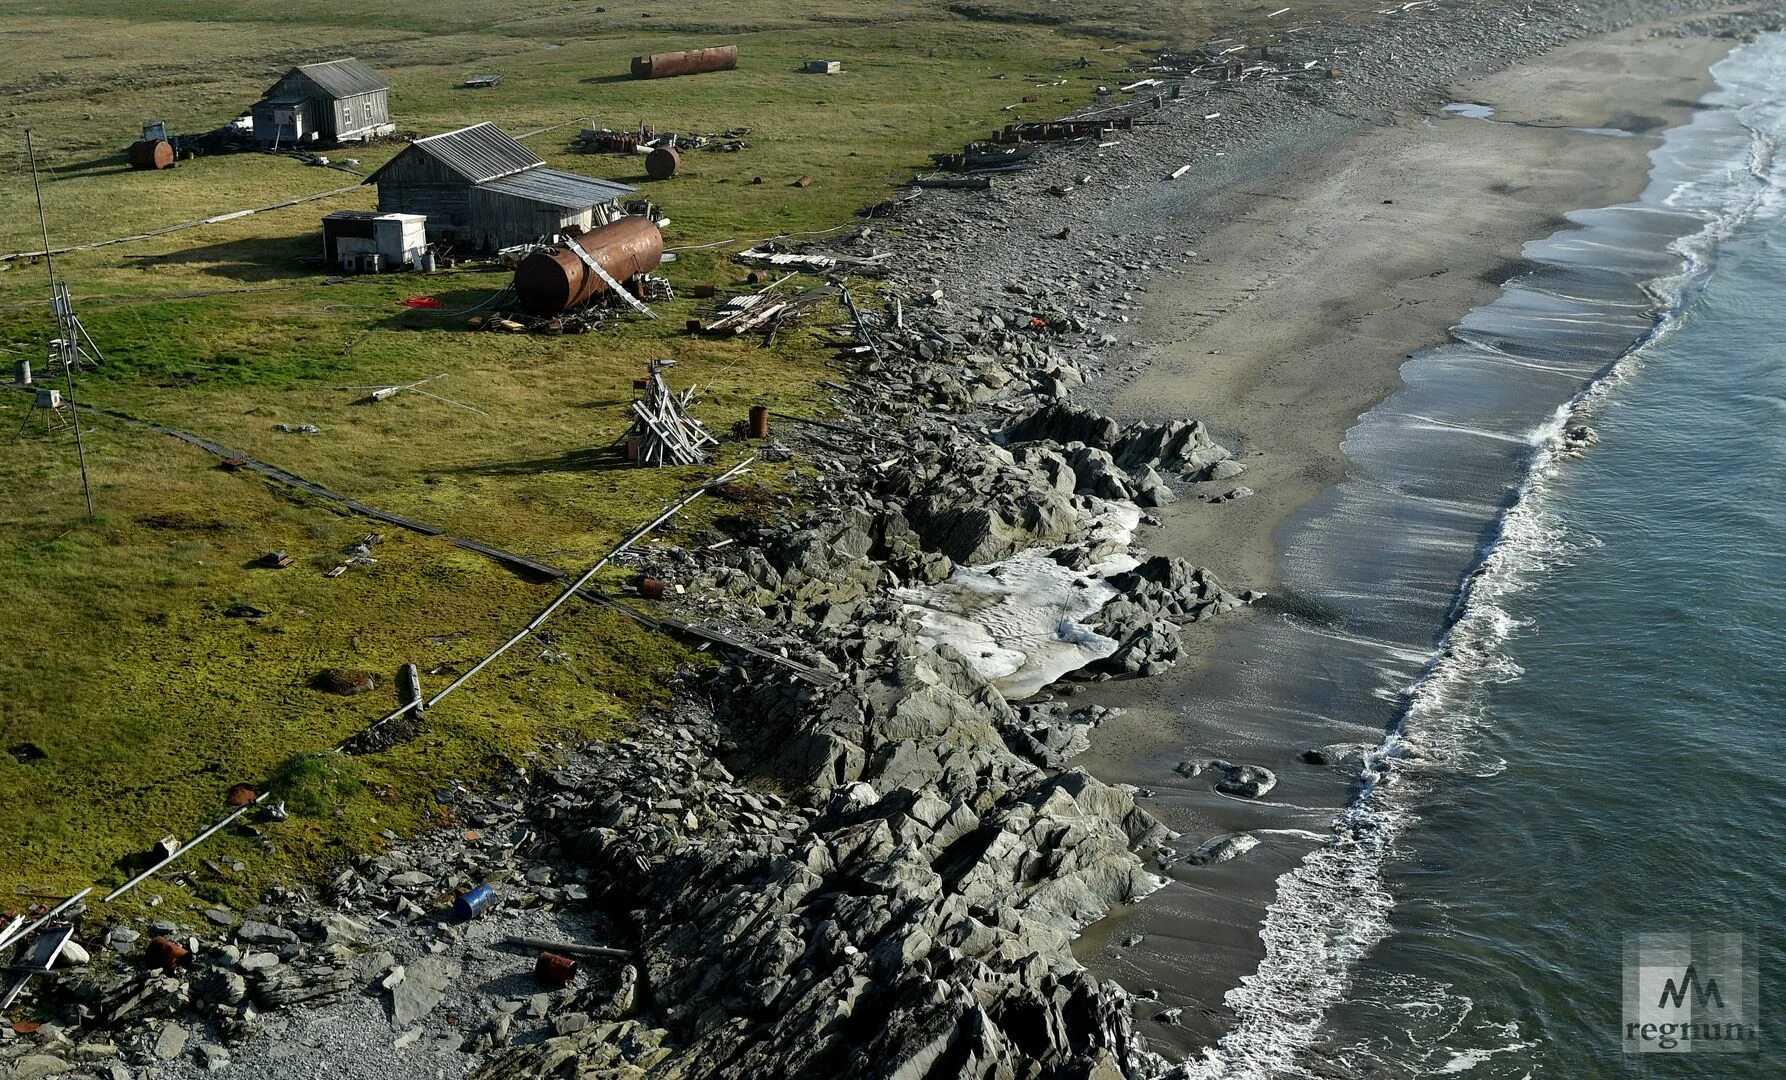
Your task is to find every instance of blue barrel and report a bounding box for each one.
[454,883,495,921]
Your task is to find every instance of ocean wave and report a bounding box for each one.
[1164,31,1786,1080]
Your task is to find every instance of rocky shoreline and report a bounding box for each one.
[5,2,1778,1078]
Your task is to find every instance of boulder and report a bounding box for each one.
[1213,762,1277,799]
[1002,402,1123,450]
[388,955,460,1029]
[1183,832,1260,866]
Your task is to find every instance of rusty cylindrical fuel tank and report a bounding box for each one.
[128,139,175,170]
[513,216,664,315]
[644,146,680,181]
[631,45,738,80]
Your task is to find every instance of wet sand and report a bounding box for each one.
[1067,22,1735,1056]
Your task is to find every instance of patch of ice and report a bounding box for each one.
[898,499,1143,700]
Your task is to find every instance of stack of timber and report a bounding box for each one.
[991,116,1134,144]
[928,143,1038,173]
[627,361,716,466]
[704,290,793,335]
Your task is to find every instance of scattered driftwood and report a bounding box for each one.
[735,247,892,271]
[911,174,992,191]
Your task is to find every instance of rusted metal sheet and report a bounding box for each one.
[513,216,664,314]
[630,45,738,80]
[645,146,680,180]
[127,139,175,170]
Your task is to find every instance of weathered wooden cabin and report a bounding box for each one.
[363,122,635,252]
[252,58,394,147]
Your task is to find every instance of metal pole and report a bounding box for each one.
[0,887,90,953]
[24,129,95,516]
[102,794,266,902]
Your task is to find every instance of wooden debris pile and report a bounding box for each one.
[929,142,1038,174]
[735,244,892,275]
[991,116,1134,144]
[574,124,753,154]
[1146,44,1333,83]
[472,309,608,335]
[627,361,716,466]
[700,273,839,344]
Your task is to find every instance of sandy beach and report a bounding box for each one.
[1070,20,1736,1054]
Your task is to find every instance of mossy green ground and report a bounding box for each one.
[0,0,1313,917]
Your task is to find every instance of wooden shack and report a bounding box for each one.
[363,122,635,252]
[251,58,394,147]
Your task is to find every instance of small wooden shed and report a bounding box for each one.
[252,58,394,147]
[364,122,635,252]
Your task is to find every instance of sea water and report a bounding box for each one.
[1170,31,1786,1080]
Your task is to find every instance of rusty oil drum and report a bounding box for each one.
[128,139,175,170]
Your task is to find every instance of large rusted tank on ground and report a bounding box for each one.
[631,45,737,80]
[128,139,175,170]
[514,216,664,314]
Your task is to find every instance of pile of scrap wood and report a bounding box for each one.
[929,142,1038,173]
[735,245,892,274]
[991,116,1134,144]
[701,276,836,342]
[1145,44,1331,83]
[470,309,607,334]
[627,360,716,466]
[574,125,752,154]
[859,189,923,218]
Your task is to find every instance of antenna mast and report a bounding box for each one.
[25,127,95,517]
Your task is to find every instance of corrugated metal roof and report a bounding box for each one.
[408,122,542,184]
[475,168,635,210]
[268,58,390,100]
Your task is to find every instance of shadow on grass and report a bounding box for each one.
[455,443,629,477]
[52,152,133,177]
[578,74,635,86]
[127,235,316,283]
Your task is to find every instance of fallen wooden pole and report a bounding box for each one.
[16,394,830,685]
[503,935,630,960]
[0,184,361,263]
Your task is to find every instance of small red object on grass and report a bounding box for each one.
[402,297,444,309]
